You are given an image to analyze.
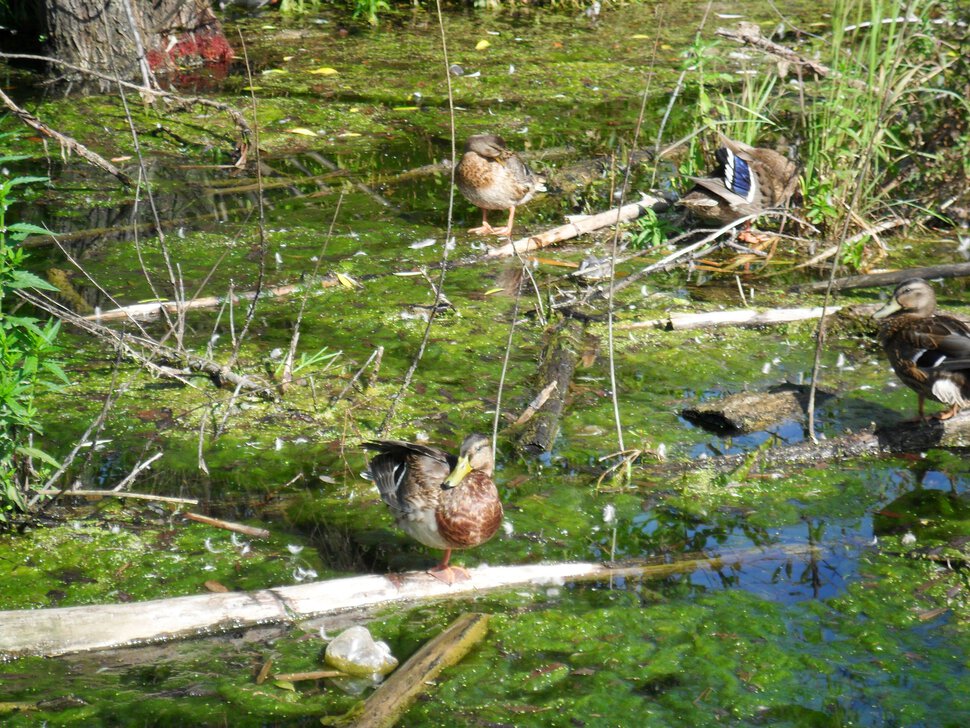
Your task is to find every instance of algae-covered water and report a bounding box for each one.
[2,3,969,726]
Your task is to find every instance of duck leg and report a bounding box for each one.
[468,209,496,235]
[488,206,516,238]
[934,403,961,421]
[428,548,470,584]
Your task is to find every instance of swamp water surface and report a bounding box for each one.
[2,4,969,726]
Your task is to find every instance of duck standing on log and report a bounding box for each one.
[873,278,970,421]
[364,434,503,584]
[455,134,545,238]
[678,133,799,238]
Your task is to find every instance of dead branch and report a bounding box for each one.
[353,613,490,728]
[0,547,809,657]
[485,195,668,259]
[715,22,868,90]
[182,513,271,539]
[0,87,132,186]
[789,262,970,293]
[32,490,198,505]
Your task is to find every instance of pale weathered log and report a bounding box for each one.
[617,306,842,331]
[352,613,490,728]
[0,550,790,658]
[485,195,668,259]
[789,262,970,293]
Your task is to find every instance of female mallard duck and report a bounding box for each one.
[363,434,502,583]
[455,134,545,238]
[678,133,799,230]
[873,278,970,420]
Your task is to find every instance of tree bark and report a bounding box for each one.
[43,0,232,90]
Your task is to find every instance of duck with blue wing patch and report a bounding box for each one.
[363,434,503,584]
[679,133,799,231]
[873,278,970,421]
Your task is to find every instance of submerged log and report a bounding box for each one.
[513,318,586,455]
[788,262,970,294]
[682,412,970,475]
[486,195,668,259]
[682,386,834,434]
[0,550,795,658]
[353,613,491,728]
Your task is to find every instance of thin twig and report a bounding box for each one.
[111,452,163,492]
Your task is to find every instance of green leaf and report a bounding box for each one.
[6,269,58,291]
[15,446,61,469]
[5,222,52,238]
[5,176,49,188]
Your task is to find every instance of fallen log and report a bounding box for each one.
[352,613,490,728]
[681,386,834,434]
[0,549,796,658]
[674,412,970,475]
[513,318,586,455]
[617,306,846,331]
[788,262,970,294]
[486,195,668,259]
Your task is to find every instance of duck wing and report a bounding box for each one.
[893,316,970,371]
[363,441,456,513]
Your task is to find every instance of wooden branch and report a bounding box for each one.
[789,262,970,293]
[514,318,585,455]
[353,613,490,728]
[273,670,347,682]
[617,306,843,331]
[485,195,668,259]
[183,513,271,539]
[0,548,798,658]
[0,87,132,186]
[85,280,335,323]
[33,489,197,505]
[715,22,868,91]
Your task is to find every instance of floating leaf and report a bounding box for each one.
[283,55,294,62]
[338,132,362,138]
[273,681,296,692]
[484,287,505,296]
[392,106,420,111]
[110,155,132,163]
[242,86,262,92]
[204,580,229,593]
[335,273,360,289]
[309,67,339,75]
[475,39,491,50]
[261,68,287,76]
[287,128,319,137]
[631,34,650,39]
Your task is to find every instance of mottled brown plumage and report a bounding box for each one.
[679,134,799,228]
[363,434,502,583]
[455,134,545,238]
[873,278,970,420]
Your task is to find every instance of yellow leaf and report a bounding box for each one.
[283,55,294,61]
[309,67,339,75]
[349,107,360,112]
[338,132,362,138]
[336,273,360,289]
[287,128,319,137]
[661,43,673,50]
[242,86,262,92]
[110,155,132,163]
[484,287,505,296]
[475,39,491,50]
[392,106,420,111]
[631,34,650,39]
[261,68,287,75]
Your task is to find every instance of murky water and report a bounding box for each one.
[2,2,969,726]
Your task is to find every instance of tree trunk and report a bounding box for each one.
[43,0,232,90]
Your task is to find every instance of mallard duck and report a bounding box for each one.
[678,133,799,230]
[455,134,545,238]
[363,434,502,583]
[873,278,970,420]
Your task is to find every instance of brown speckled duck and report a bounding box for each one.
[679,134,799,229]
[873,278,970,421]
[364,434,502,584]
[455,134,545,237]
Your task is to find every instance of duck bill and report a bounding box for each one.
[443,455,472,489]
[872,298,902,320]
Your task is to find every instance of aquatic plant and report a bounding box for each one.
[0,156,67,522]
